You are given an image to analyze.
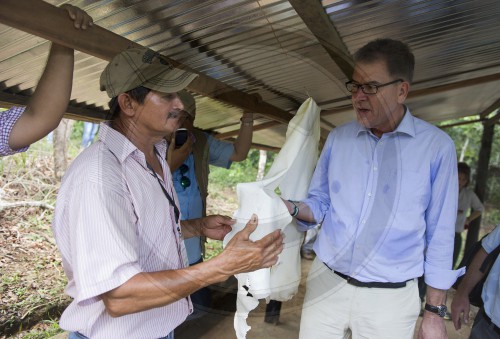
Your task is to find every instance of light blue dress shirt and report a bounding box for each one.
[300,109,464,289]
[481,225,500,326]
[173,133,233,264]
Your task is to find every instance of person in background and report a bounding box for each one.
[451,224,500,338]
[454,162,484,268]
[0,4,93,157]
[166,90,254,318]
[80,121,99,148]
[52,46,283,339]
[283,38,463,339]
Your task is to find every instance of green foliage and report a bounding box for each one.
[20,319,63,339]
[442,117,500,225]
[209,149,276,190]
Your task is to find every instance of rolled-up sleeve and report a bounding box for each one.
[0,107,29,156]
[424,138,465,289]
[297,132,334,231]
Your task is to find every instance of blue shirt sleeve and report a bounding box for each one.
[483,225,500,253]
[297,130,335,231]
[424,138,465,289]
[206,133,234,168]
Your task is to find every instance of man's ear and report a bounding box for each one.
[117,93,137,117]
[397,81,410,104]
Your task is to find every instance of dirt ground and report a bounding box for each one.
[0,155,477,338]
[173,257,475,339]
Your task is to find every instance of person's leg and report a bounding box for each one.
[350,279,420,339]
[453,232,463,268]
[469,309,500,339]
[299,257,352,339]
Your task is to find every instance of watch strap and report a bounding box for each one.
[424,303,447,317]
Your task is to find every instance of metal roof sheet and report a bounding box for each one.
[1,0,499,149]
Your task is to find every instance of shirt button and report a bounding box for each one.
[368,193,372,197]
[362,219,366,224]
[373,167,378,171]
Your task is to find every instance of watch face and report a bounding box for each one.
[437,305,447,317]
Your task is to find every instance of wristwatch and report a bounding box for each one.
[424,303,447,317]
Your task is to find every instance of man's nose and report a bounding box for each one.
[173,95,185,111]
[352,89,368,101]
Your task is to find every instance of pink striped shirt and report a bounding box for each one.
[52,122,192,339]
[0,106,29,156]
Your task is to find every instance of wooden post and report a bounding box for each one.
[465,121,495,253]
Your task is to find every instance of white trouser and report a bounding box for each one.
[299,257,420,339]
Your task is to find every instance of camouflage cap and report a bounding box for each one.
[100,47,198,98]
[177,90,196,117]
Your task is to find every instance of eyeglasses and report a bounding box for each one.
[178,164,191,189]
[345,79,403,94]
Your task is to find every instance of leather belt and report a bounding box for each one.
[324,263,409,289]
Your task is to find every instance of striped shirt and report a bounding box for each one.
[0,106,29,156]
[52,122,191,339]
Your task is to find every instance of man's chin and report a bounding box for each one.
[356,116,372,129]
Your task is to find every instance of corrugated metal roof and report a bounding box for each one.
[1,0,500,149]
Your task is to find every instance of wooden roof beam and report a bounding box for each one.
[321,73,500,117]
[0,91,107,121]
[479,98,500,119]
[439,119,483,129]
[0,0,294,124]
[289,0,354,78]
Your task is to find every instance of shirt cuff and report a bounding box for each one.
[424,261,465,290]
[295,218,318,231]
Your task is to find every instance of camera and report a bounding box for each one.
[175,128,189,149]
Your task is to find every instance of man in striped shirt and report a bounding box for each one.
[52,47,284,339]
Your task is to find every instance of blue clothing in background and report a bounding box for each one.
[81,122,99,148]
[173,133,233,264]
[299,109,463,289]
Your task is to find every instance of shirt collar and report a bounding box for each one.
[98,122,168,164]
[356,106,416,138]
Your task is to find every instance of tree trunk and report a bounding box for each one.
[53,118,74,180]
[459,137,469,162]
[465,122,494,253]
[256,150,267,181]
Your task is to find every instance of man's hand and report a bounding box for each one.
[215,214,284,275]
[450,291,470,330]
[200,215,235,240]
[61,4,94,29]
[418,311,447,339]
[166,131,193,172]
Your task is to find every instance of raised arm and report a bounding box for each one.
[230,111,254,162]
[8,5,93,150]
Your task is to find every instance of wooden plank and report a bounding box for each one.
[289,0,354,78]
[215,121,279,140]
[485,110,500,126]
[0,0,294,124]
[0,91,107,121]
[479,98,500,119]
[321,73,500,117]
[439,119,483,129]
